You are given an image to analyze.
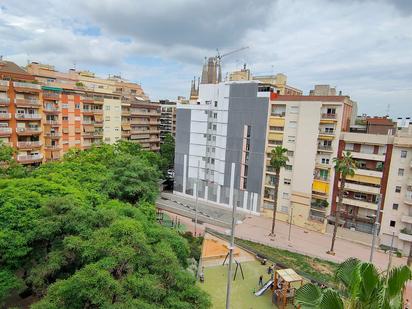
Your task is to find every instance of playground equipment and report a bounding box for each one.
[222,252,245,280]
[254,279,274,296]
[272,268,303,309]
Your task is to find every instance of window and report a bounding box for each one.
[280,206,289,213]
[105,116,110,121]
[401,150,407,158]
[327,108,336,115]
[284,178,291,185]
[212,136,216,142]
[75,104,80,109]
[285,165,292,171]
[282,192,289,199]
[389,220,396,227]
[321,158,330,164]
[270,126,283,131]
[395,186,401,193]
[398,168,404,176]
[214,101,218,107]
[288,121,297,128]
[212,147,215,153]
[288,136,295,143]
[105,106,110,110]
[208,123,212,129]
[62,116,68,121]
[212,124,217,130]
[287,151,294,157]
[213,113,217,119]
[211,158,215,165]
[393,203,399,210]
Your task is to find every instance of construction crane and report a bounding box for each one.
[215,46,249,82]
[216,46,249,60]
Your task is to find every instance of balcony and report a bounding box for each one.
[317,144,333,152]
[401,215,412,224]
[17,141,42,149]
[0,113,11,120]
[17,154,43,164]
[321,113,337,119]
[343,182,381,195]
[43,106,60,113]
[93,109,103,115]
[44,144,61,150]
[15,113,42,120]
[318,131,335,140]
[0,97,10,105]
[314,175,330,182]
[82,109,94,115]
[405,191,412,205]
[356,168,383,178]
[0,127,12,135]
[399,229,412,242]
[341,197,377,210]
[45,120,60,126]
[44,132,61,139]
[349,151,386,162]
[16,127,42,135]
[15,99,40,107]
[43,92,60,100]
[0,80,9,90]
[13,82,41,91]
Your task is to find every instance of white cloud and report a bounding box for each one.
[0,0,411,116]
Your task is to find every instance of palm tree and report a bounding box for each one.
[269,146,288,236]
[295,257,412,309]
[328,151,357,255]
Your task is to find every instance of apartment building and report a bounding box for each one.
[0,61,44,164]
[380,123,412,256]
[332,132,392,234]
[174,81,271,213]
[0,60,157,164]
[158,99,177,142]
[262,94,354,233]
[253,74,303,96]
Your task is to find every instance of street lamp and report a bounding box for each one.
[369,194,382,263]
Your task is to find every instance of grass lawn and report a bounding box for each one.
[234,238,338,286]
[198,260,278,309]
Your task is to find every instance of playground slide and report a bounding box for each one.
[254,279,274,296]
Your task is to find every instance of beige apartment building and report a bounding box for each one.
[157,99,177,142]
[262,93,355,233]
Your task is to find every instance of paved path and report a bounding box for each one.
[158,193,407,270]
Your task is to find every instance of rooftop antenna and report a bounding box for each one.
[271,64,274,75]
[386,104,391,116]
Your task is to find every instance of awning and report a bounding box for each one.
[41,86,62,92]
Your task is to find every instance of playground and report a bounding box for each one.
[198,234,303,308]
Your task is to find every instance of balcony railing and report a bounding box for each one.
[0,113,11,119]
[16,127,42,135]
[17,141,42,148]
[314,175,330,181]
[321,113,337,119]
[15,99,40,106]
[44,144,61,150]
[15,113,41,120]
[318,145,332,151]
[45,120,60,125]
[17,154,43,163]
[271,112,286,117]
[0,97,10,105]
[13,82,41,90]
[0,80,9,87]
[0,127,12,134]
[43,92,60,100]
[44,106,60,112]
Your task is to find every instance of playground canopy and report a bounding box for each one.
[273,268,303,309]
[276,268,302,283]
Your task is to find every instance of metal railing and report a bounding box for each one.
[0,113,11,119]
[0,127,12,134]
[13,82,41,89]
[0,97,10,104]
[17,154,43,162]
[17,141,42,148]
[321,113,336,119]
[15,113,41,119]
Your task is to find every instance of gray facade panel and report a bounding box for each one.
[174,109,191,193]
[224,83,268,210]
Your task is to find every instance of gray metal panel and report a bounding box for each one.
[224,83,268,210]
[174,109,191,193]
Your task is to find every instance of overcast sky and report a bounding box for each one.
[1,0,411,117]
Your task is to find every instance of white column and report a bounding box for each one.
[252,193,258,212]
[183,154,187,194]
[205,185,209,200]
[243,191,248,210]
[193,183,197,198]
[217,185,221,204]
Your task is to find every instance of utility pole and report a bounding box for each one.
[369,194,382,262]
[194,160,200,236]
[225,163,236,309]
[288,206,294,241]
[386,232,395,283]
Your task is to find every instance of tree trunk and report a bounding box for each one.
[271,170,280,235]
[408,243,412,266]
[329,176,345,254]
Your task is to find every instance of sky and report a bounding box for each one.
[0,0,411,117]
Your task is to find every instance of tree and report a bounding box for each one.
[160,133,175,171]
[269,146,289,235]
[295,257,412,309]
[328,151,357,255]
[0,142,211,308]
